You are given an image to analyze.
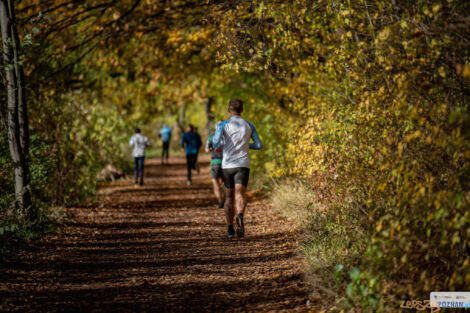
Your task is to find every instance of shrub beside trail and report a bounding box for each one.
[215,0,470,311]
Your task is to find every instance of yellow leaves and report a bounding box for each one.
[455,63,470,78]
[438,66,446,78]
[422,6,432,17]
[376,222,382,232]
[377,183,387,192]
[452,259,470,285]
[378,86,386,96]
[418,187,426,197]
[405,130,421,142]
[397,142,404,157]
[113,11,121,21]
[425,135,432,144]
[378,26,391,41]
[432,4,441,15]
[377,55,385,64]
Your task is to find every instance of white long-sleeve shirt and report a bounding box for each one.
[212,115,262,169]
[129,133,150,158]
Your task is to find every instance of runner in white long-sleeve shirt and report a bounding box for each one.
[129,128,150,185]
[213,99,262,239]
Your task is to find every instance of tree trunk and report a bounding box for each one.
[0,84,6,131]
[205,97,214,135]
[0,53,6,130]
[0,0,32,217]
[176,102,186,136]
[8,0,29,153]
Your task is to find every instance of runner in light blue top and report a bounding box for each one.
[212,98,262,239]
[159,124,172,165]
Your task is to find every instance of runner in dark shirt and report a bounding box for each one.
[181,124,202,185]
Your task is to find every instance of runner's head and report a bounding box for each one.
[187,124,194,132]
[135,127,141,134]
[228,98,243,115]
[215,120,223,129]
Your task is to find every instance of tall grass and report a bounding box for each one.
[271,179,367,311]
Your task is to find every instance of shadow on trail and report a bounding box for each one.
[0,156,309,312]
[1,273,304,313]
[109,185,212,195]
[99,197,219,210]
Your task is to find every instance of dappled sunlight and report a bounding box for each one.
[0,156,310,312]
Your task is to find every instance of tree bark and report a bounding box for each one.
[205,97,214,135]
[8,0,29,153]
[0,0,32,216]
[0,70,6,131]
[176,102,186,137]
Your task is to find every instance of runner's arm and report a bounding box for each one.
[181,133,186,148]
[212,122,225,149]
[248,123,262,150]
[205,137,212,152]
[145,137,150,147]
[196,134,202,150]
[129,137,134,147]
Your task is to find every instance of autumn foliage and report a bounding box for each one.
[213,0,469,309]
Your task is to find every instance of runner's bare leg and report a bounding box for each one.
[234,184,247,215]
[224,188,235,225]
[212,178,224,204]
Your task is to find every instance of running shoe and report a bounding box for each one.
[227,225,235,239]
[217,202,224,209]
[236,213,244,238]
[187,180,191,185]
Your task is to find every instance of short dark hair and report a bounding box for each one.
[135,127,141,133]
[228,98,243,114]
[188,124,194,131]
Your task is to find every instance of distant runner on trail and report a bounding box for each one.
[206,120,224,209]
[213,99,262,239]
[194,126,201,172]
[181,124,202,185]
[129,128,150,186]
[159,123,172,165]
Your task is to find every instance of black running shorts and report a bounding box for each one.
[211,164,223,179]
[222,167,250,188]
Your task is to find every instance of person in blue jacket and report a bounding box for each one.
[181,124,202,185]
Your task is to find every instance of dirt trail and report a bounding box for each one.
[0,156,310,312]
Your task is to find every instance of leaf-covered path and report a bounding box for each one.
[1,156,310,312]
